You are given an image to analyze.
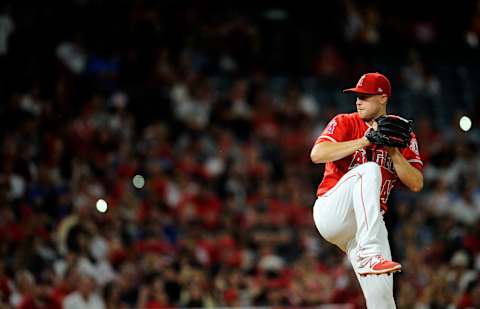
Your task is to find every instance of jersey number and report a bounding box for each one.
[380,180,395,204]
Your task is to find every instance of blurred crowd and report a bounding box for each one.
[1,1,480,309]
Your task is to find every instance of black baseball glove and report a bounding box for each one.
[365,115,413,148]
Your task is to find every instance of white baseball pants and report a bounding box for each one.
[313,162,396,309]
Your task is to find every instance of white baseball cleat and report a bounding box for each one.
[358,255,402,276]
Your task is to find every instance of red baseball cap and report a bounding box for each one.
[343,72,391,97]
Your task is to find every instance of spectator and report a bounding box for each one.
[63,274,105,309]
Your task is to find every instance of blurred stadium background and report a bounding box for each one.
[0,1,480,308]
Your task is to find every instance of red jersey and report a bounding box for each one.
[314,113,423,212]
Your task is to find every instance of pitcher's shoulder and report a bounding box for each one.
[331,112,358,121]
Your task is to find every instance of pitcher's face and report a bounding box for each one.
[356,94,387,121]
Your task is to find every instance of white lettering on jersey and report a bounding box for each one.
[349,148,395,174]
[348,149,367,170]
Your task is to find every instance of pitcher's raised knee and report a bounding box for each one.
[356,162,381,180]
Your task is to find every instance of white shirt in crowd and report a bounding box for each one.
[63,291,106,309]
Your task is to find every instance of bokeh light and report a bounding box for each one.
[132,174,145,189]
[96,199,108,213]
[459,115,472,132]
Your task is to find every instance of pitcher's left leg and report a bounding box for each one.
[350,162,401,275]
[350,162,383,257]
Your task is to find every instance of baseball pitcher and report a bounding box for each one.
[310,72,423,308]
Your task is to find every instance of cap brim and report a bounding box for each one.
[342,87,378,95]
